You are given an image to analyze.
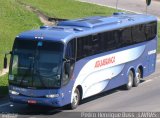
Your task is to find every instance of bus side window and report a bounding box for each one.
[77,36,93,60]
[145,22,157,41]
[99,32,107,52]
[120,27,132,47]
[132,25,146,43]
[107,31,116,50]
[114,30,120,48]
[77,38,83,60]
[83,35,92,56]
[63,40,76,86]
[91,34,101,54]
[65,40,76,60]
[102,31,118,51]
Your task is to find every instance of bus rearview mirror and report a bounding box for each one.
[65,61,71,76]
[3,51,12,69]
[4,56,7,69]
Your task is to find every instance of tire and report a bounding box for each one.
[69,88,80,109]
[133,68,141,87]
[124,71,134,90]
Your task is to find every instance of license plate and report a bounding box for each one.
[28,100,37,104]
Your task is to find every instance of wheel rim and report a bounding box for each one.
[128,73,133,87]
[137,70,141,83]
[72,90,79,106]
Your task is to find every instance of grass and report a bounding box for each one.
[0,0,42,70]
[0,0,42,96]
[0,75,8,97]
[19,0,119,19]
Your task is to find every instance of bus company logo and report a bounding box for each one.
[94,56,115,68]
[148,49,156,55]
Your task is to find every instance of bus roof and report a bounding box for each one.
[17,12,157,43]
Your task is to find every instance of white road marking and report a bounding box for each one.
[0,102,11,107]
[140,79,152,85]
[151,75,160,80]
[141,75,160,85]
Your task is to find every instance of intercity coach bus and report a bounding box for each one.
[4,12,158,109]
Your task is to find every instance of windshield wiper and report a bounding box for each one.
[19,59,32,87]
[34,70,46,88]
[32,48,47,88]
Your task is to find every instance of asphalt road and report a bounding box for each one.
[80,0,160,18]
[0,60,160,118]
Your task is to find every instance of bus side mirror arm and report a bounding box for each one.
[4,51,12,69]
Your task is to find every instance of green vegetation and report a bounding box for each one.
[0,0,42,70]
[0,0,42,96]
[20,0,118,19]
[0,75,8,97]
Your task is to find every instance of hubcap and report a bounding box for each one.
[128,74,133,87]
[137,70,141,83]
[137,73,140,83]
[73,91,79,106]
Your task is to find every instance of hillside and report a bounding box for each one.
[0,0,42,70]
[0,0,42,94]
[20,0,117,19]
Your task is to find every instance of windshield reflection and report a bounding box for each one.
[9,39,63,89]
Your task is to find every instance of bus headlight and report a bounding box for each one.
[9,90,19,95]
[46,94,59,98]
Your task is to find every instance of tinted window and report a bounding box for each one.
[10,39,64,88]
[145,22,157,40]
[77,35,92,60]
[132,25,146,43]
[120,27,132,47]
[77,30,120,60]
[63,40,76,86]
[76,21,157,60]
[106,31,119,50]
[92,34,100,54]
[65,39,76,59]
[99,30,119,52]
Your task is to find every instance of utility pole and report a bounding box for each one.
[146,0,152,14]
[116,0,119,11]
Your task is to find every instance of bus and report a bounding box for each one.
[4,12,158,109]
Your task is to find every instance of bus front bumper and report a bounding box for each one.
[9,94,64,107]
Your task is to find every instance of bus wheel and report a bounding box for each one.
[133,68,141,87]
[70,88,80,109]
[124,71,134,90]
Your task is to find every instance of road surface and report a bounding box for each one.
[80,0,160,18]
[0,60,160,117]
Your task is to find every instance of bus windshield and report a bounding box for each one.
[9,39,64,89]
